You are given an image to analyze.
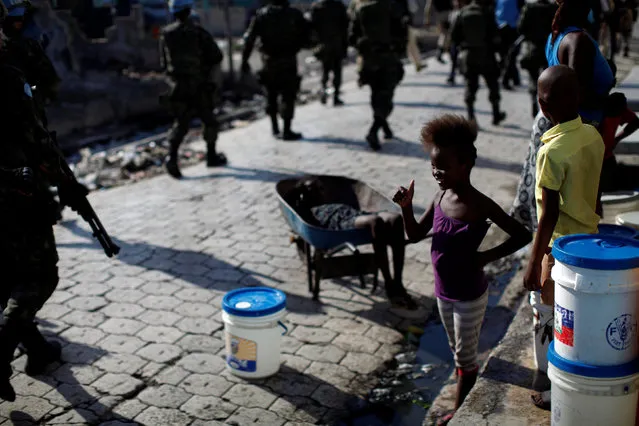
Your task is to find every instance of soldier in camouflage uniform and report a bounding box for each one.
[2,0,64,222]
[308,0,349,106]
[241,0,310,141]
[0,2,89,399]
[160,0,226,179]
[451,0,506,126]
[518,0,556,118]
[1,0,59,128]
[349,0,406,151]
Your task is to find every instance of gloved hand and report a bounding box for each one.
[57,181,89,213]
[9,167,35,196]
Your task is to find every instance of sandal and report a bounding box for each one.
[437,412,455,426]
[531,390,551,411]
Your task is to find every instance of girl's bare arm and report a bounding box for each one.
[477,192,532,266]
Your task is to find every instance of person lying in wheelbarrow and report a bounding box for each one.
[293,178,418,310]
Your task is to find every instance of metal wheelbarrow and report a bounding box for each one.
[276,175,399,300]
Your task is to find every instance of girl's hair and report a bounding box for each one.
[420,115,478,167]
[551,0,591,43]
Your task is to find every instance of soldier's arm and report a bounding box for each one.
[159,33,168,71]
[340,3,349,55]
[450,11,462,46]
[0,74,66,184]
[241,14,259,67]
[348,10,361,47]
[199,28,224,73]
[517,5,530,38]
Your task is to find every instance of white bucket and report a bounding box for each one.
[552,234,639,366]
[222,287,288,379]
[617,211,639,232]
[548,342,639,426]
[602,191,639,224]
[531,291,554,373]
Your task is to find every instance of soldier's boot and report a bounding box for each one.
[270,114,280,137]
[436,48,446,64]
[23,322,61,377]
[281,119,303,141]
[333,93,344,107]
[165,141,182,179]
[366,119,382,151]
[491,103,507,126]
[320,89,328,105]
[466,103,476,123]
[381,120,394,140]
[206,144,227,168]
[0,318,21,402]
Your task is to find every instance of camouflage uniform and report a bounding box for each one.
[0,51,67,400]
[242,0,309,140]
[349,0,406,150]
[517,0,556,117]
[451,0,505,124]
[308,0,349,105]
[160,18,224,177]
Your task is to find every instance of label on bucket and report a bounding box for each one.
[554,304,574,347]
[225,332,257,373]
[606,314,637,351]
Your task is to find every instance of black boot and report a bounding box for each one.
[270,114,280,137]
[382,120,394,139]
[22,322,61,377]
[281,119,302,141]
[532,101,539,119]
[492,104,507,126]
[165,140,182,179]
[333,94,344,107]
[0,318,21,402]
[436,48,446,64]
[320,90,328,105]
[366,119,382,151]
[165,157,182,179]
[466,104,476,122]
[206,143,227,168]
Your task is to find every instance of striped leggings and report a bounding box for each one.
[437,290,489,371]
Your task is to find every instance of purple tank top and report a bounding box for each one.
[431,203,490,302]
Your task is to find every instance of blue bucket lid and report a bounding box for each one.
[598,224,639,239]
[552,234,639,270]
[222,287,286,317]
[548,341,639,378]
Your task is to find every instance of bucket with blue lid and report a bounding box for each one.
[547,341,639,426]
[598,224,639,240]
[551,234,639,366]
[222,287,288,378]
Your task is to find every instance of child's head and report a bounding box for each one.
[605,92,628,117]
[420,115,478,190]
[538,65,580,125]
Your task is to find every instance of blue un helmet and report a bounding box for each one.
[168,0,194,14]
[0,0,28,17]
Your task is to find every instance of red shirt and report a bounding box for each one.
[600,107,638,159]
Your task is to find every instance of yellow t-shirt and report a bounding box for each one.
[535,117,604,246]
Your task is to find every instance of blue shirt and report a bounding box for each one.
[495,0,520,28]
[546,26,614,125]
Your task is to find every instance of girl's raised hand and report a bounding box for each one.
[393,180,415,208]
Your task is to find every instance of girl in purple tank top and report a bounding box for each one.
[393,115,531,425]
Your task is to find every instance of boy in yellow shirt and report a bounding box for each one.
[523,65,604,306]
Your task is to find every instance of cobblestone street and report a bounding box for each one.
[0,58,534,425]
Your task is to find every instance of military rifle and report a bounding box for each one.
[49,132,121,258]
